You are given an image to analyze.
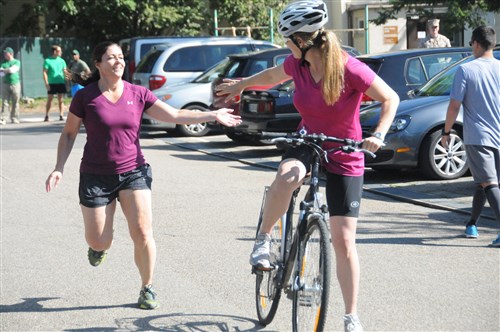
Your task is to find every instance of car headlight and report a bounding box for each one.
[389,115,411,132]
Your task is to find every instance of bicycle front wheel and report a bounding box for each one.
[292,216,332,332]
[255,188,284,326]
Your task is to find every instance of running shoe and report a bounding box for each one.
[344,314,363,332]
[249,233,272,270]
[491,234,500,247]
[59,115,64,121]
[138,284,159,309]
[87,247,107,267]
[44,115,49,122]
[465,225,478,238]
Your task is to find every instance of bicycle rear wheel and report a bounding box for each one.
[292,216,332,332]
[255,187,284,326]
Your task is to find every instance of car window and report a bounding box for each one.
[193,58,230,84]
[164,44,254,72]
[135,50,163,73]
[417,51,500,97]
[421,53,464,78]
[406,58,426,85]
[275,55,288,66]
[247,60,268,76]
[405,53,466,85]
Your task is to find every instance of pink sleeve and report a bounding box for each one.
[283,55,299,77]
[344,56,376,93]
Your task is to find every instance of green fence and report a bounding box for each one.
[1,37,92,98]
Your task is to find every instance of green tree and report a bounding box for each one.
[3,0,286,45]
[213,0,287,42]
[372,0,500,34]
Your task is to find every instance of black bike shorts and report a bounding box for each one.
[325,172,363,218]
[283,145,363,218]
[79,164,152,208]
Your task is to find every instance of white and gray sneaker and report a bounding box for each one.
[344,314,363,332]
[249,233,272,270]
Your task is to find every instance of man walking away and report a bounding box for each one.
[442,25,500,246]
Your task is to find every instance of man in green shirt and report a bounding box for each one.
[0,47,21,125]
[43,45,67,121]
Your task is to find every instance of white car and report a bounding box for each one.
[141,58,230,136]
[133,37,278,91]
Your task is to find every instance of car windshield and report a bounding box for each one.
[135,49,163,73]
[192,58,230,83]
[417,50,500,97]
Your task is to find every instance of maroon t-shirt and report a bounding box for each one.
[70,81,158,175]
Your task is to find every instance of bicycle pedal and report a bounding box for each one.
[252,264,275,274]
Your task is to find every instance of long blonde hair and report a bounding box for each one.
[294,29,346,105]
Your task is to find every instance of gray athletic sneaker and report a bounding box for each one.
[344,314,363,332]
[249,233,272,270]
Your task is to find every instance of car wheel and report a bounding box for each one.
[419,129,468,180]
[176,105,210,137]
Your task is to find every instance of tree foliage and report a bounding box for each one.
[213,0,287,41]
[372,0,500,34]
[3,0,285,45]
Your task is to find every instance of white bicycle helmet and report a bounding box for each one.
[278,0,328,37]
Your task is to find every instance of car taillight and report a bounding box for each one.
[257,101,274,113]
[149,75,166,90]
[129,61,136,80]
[361,94,374,105]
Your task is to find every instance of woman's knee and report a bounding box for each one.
[275,160,306,189]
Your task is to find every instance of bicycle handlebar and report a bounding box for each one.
[262,130,376,159]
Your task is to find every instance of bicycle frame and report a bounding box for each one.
[278,143,329,296]
[254,130,373,329]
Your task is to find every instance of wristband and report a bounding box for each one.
[441,128,451,136]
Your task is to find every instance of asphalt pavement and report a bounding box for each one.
[1,115,499,331]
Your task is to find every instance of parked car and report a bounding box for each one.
[211,46,361,142]
[228,47,472,143]
[120,36,219,82]
[141,58,230,136]
[133,38,278,91]
[357,47,472,103]
[360,50,500,180]
[232,50,500,180]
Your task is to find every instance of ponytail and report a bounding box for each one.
[294,30,346,105]
[320,30,345,105]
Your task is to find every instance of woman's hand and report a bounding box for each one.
[213,108,242,127]
[215,79,244,104]
[45,170,63,193]
[362,136,385,153]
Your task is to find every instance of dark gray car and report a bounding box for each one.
[360,50,500,180]
[357,47,472,103]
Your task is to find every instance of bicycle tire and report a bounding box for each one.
[254,187,283,326]
[292,215,332,332]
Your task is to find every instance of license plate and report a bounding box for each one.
[248,103,258,113]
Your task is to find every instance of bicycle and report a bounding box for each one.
[253,129,376,332]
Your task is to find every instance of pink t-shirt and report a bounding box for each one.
[283,55,375,176]
[70,81,158,175]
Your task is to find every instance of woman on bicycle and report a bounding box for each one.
[216,1,398,330]
[45,41,241,310]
